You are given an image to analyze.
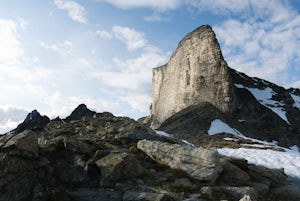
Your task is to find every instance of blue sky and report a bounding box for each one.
[0,0,300,132]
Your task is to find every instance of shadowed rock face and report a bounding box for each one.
[64,104,96,123]
[151,25,236,129]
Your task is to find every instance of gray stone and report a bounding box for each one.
[95,152,144,187]
[2,130,38,156]
[137,140,222,182]
[151,25,236,128]
[239,195,252,201]
[122,191,175,201]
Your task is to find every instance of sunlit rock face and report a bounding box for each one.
[151,25,236,129]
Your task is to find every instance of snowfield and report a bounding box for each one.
[234,84,290,123]
[291,93,300,109]
[218,147,300,181]
[208,118,300,182]
[156,121,300,183]
[208,119,243,136]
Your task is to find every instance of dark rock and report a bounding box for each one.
[2,130,39,157]
[95,152,145,187]
[69,188,122,201]
[218,157,250,185]
[212,186,257,201]
[123,191,175,201]
[270,184,300,200]
[13,110,50,134]
[247,165,288,187]
[64,104,96,123]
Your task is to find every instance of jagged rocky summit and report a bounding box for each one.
[150,25,300,147]
[1,104,299,201]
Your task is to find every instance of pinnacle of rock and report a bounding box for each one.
[151,25,236,129]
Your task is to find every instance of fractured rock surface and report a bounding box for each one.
[137,139,222,182]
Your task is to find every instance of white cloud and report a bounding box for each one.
[96,26,148,51]
[120,93,152,112]
[144,13,169,22]
[190,0,249,15]
[99,0,182,11]
[211,1,300,86]
[54,0,87,24]
[0,19,23,62]
[39,40,74,55]
[18,18,30,30]
[112,26,147,51]
[0,106,28,134]
[290,80,300,89]
[96,30,113,39]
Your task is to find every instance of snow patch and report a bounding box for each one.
[290,145,299,152]
[208,119,244,137]
[247,87,289,123]
[291,94,300,109]
[155,130,171,137]
[235,83,290,124]
[223,137,238,141]
[181,139,195,147]
[234,84,244,88]
[218,147,300,180]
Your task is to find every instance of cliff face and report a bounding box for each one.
[151,25,236,129]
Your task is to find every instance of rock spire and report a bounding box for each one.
[151,25,236,128]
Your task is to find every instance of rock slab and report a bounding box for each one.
[137,139,222,182]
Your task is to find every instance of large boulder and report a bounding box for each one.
[95,152,145,187]
[137,140,222,182]
[2,130,39,157]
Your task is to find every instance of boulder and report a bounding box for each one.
[95,152,144,187]
[137,140,222,182]
[123,191,175,201]
[2,130,38,157]
[218,157,250,184]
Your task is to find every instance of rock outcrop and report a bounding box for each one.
[64,103,96,123]
[12,109,50,134]
[151,25,236,129]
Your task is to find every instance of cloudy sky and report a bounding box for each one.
[1,0,300,133]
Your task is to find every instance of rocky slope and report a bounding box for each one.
[150,25,300,148]
[1,105,299,201]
